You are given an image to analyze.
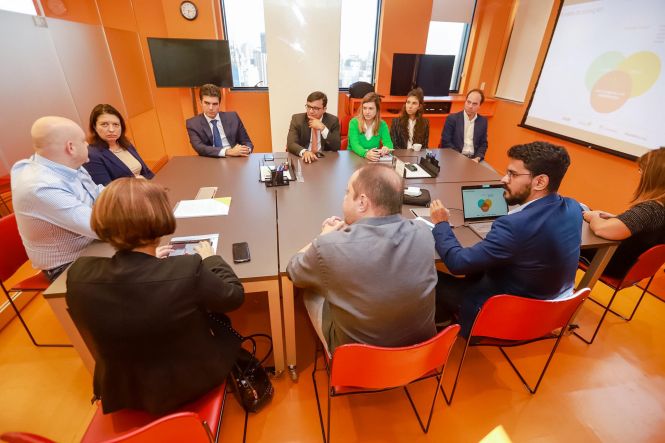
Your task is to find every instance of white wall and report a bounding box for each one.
[264,0,341,151]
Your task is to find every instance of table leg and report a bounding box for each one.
[243,279,285,376]
[281,275,298,381]
[578,244,618,290]
[44,296,95,374]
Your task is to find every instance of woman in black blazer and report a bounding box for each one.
[84,104,154,186]
[390,87,430,149]
[66,178,244,415]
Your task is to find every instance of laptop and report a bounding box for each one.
[461,184,509,238]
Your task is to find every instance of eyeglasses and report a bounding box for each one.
[504,170,532,180]
[305,104,323,112]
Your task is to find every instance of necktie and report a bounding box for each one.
[311,128,319,153]
[211,120,222,147]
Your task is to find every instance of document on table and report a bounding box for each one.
[168,234,219,256]
[173,197,232,218]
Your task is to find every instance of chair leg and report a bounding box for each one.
[403,368,445,434]
[498,333,565,394]
[439,338,470,405]
[311,341,330,443]
[1,288,72,347]
[573,288,620,345]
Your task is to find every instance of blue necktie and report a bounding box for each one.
[211,120,222,147]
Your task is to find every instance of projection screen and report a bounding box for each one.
[522,0,664,159]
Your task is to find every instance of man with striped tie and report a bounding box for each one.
[286,91,340,164]
[11,116,104,281]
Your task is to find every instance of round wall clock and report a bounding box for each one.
[180,1,198,21]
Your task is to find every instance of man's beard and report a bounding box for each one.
[504,184,531,206]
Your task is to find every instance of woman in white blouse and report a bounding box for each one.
[84,104,154,186]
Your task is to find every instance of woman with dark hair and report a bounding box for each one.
[84,104,154,185]
[390,88,430,149]
[583,147,665,277]
[66,178,244,415]
[348,92,393,161]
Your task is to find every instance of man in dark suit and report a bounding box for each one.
[286,91,340,164]
[439,88,488,162]
[429,141,582,337]
[186,83,253,157]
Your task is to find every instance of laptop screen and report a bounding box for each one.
[462,185,509,222]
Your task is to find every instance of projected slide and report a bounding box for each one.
[523,0,664,158]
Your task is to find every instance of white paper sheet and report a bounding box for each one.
[173,198,231,218]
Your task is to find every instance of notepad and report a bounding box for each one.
[173,197,232,218]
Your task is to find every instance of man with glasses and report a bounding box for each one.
[286,91,340,163]
[186,83,253,157]
[428,141,583,336]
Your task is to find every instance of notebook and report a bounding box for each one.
[461,184,509,238]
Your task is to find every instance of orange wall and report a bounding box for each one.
[375,0,433,96]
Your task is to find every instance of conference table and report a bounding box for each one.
[42,155,286,374]
[276,150,618,379]
[42,149,617,381]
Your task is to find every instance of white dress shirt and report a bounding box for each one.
[462,112,477,157]
[11,154,103,270]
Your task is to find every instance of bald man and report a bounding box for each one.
[11,116,104,281]
[286,164,437,353]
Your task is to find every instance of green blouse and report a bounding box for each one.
[348,118,394,158]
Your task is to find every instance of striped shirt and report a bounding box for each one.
[11,154,103,271]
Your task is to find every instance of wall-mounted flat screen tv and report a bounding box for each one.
[390,54,454,97]
[147,37,233,88]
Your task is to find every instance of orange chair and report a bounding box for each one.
[0,432,55,443]
[0,174,11,216]
[574,244,665,344]
[0,214,71,347]
[312,325,460,442]
[446,288,589,403]
[81,382,227,443]
[339,115,350,150]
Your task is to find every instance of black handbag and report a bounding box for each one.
[208,313,274,413]
[229,334,275,413]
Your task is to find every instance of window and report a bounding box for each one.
[425,21,471,92]
[338,0,380,89]
[221,0,380,90]
[221,0,268,88]
[0,0,37,15]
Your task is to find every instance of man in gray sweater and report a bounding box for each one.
[287,164,437,353]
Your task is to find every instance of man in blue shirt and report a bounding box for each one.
[430,141,582,337]
[11,116,104,281]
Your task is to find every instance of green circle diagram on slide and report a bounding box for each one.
[585,51,660,113]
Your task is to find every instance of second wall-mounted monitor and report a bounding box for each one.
[390,54,454,97]
[147,37,233,88]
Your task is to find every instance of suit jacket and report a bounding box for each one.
[66,251,244,415]
[186,112,254,157]
[83,142,154,186]
[287,214,437,353]
[286,112,340,156]
[432,193,582,334]
[439,111,488,160]
[389,116,430,149]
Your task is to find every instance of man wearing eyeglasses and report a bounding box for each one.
[286,91,340,163]
[429,141,583,337]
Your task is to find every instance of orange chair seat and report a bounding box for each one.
[11,272,50,291]
[81,382,226,442]
[578,261,623,289]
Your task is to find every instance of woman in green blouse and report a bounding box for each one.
[348,92,393,161]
